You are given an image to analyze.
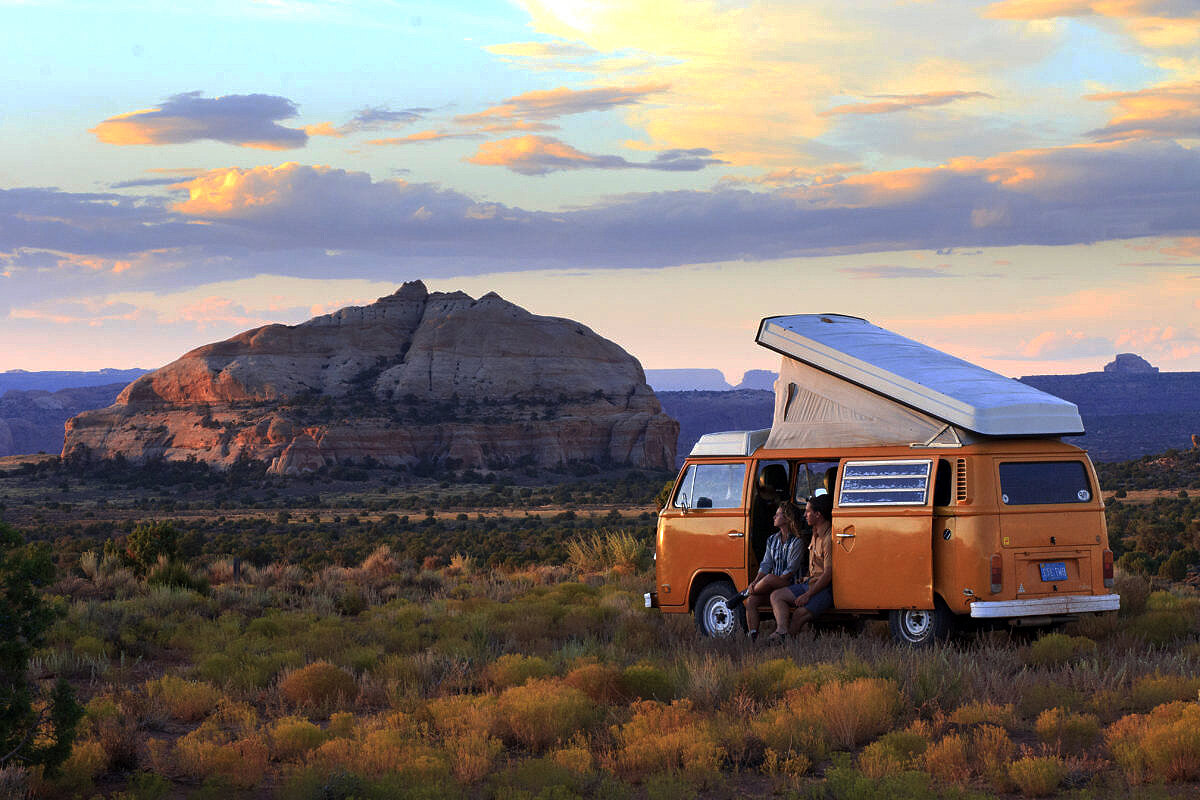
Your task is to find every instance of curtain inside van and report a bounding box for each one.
[764,357,966,449]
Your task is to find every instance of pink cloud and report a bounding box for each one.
[822,91,992,117]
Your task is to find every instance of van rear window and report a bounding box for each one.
[839,460,932,506]
[998,461,1092,505]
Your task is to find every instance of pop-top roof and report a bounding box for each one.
[756,314,1084,437]
[689,429,770,457]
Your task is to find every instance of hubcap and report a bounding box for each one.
[902,610,932,639]
[705,598,736,636]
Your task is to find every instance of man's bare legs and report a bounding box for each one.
[768,587,797,638]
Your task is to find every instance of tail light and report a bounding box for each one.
[990,553,1002,594]
[1102,549,1114,588]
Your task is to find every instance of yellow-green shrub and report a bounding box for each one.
[484,653,551,689]
[1129,673,1200,712]
[735,658,808,703]
[49,740,107,793]
[269,716,327,761]
[143,674,221,722]
[749,687,829,764]
[618,662,675,701]
[949,700,1014,727]
[279,661,358,710]
[612,699,723,780]
[1026,632,1096,667]
[174,734,270,789]
[972,724,1014,790]
[858,731,927,779]
[494,678,596,751]
[818,677,903,750]
[1035,707,1100,752]
[1105,701,1200,783]
[445,730,504,784]
[1008,755,1066,797]
[424,693,496,738]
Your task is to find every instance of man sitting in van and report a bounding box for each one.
[742,500,805,642]
[768,492,834,642]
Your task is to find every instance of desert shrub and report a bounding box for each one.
[146,555,209,593]
[749,688,829,764]
[735,658,809,704]
[269,716,326,761]
[143,675,220,722]
[1018,681,1082,719]
[923,733,970,786]
[564,661,622,704]
[493,678,596,751]
[618,662,675,702]
[1008,755,1066,797]
[444,730,503,784]
[1129,592,1198,645]
[1026,632,1097,667]
[857,731,927,779]
[1105,701,1200,783]
[1035,707,1101,752]
[948,700,1014,727]
[549,736,594,776]
[71,635,109,659]
[1114,572,1151,616]
[972,724,1014,790]
[308,728,450,783]
[675,652,737,711]
[173,703,268,789]
[423,694,496,739]
[279,661,358,710]
[612,699,723,781]
[47,739,106,793]
[566,528,646,574]
[484,653,552,689]
[822,755,932,800]
[1129,673,1200,712]
[490,755,586,798]
[817,677,903,750]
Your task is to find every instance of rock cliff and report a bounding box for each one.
[63,282,678,474]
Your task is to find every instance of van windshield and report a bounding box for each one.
[998,461,1092,505]
[675,463,747,509]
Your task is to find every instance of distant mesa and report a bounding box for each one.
[644,369,732,392]
[62,281,678,474]
[735,369,778,391]
[1103,353,1158,375]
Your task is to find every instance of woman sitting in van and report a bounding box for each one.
[768,492,834,642]
[742,500,805,642]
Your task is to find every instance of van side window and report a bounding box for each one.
[839,459,933,506]
[998,461,1092,505]
[674,463,747,509]
[793,461,839,502]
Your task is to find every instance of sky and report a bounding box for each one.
[2,0,1199,383]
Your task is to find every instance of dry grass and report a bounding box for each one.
[279,661,359,710]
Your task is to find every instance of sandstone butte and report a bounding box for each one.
[62,281,679,475]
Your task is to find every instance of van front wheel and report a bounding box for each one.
[695,582,744,638]
[888,603,953,647]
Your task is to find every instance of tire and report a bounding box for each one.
[694,581,744,638]
[888,599,954,647]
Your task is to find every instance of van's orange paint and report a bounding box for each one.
[655,438,1111,624]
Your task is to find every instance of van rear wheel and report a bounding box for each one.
[695,581,744,638]
[888,601,953,647]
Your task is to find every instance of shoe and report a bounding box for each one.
[748,630,758,642]
[766,632,786,646]
[726,588,749,609]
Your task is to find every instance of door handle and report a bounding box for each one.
[727,530,744,538]
[836,533,856,539]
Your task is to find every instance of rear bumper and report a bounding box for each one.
[969,593,1120,619]
[644,591,659,609]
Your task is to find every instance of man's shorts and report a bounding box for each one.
[787,581,834,618]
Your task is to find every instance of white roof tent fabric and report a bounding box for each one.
[756,314,1083,451]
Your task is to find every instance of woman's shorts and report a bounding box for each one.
[787,581,834,618]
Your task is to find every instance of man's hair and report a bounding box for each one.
[777,500,803,532]
[808,493,833,522]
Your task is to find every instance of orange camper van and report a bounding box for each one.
[645,314,1119,646]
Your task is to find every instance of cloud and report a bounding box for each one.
[485,40,653,73]
[984,0,1200,50]
[465,135,724,175]
[455,84,669,126]
[838,265,955,279]
[109,177,192,189]
[822,91,993,116]
[1016,329,1115,359]
[367,130,482,146]
[90,92,309,150]
[1085,81,1200,141]
[306,106,432,138]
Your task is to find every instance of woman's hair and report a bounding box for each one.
[777,500,803,532]
[808,492,833,522]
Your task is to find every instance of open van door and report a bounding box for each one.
[831,459,934,610]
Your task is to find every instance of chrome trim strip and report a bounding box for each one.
[969,594,1120,618]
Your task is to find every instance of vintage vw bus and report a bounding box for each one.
[645,314,1119,646]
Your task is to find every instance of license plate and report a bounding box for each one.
[1039,561,1068,582]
